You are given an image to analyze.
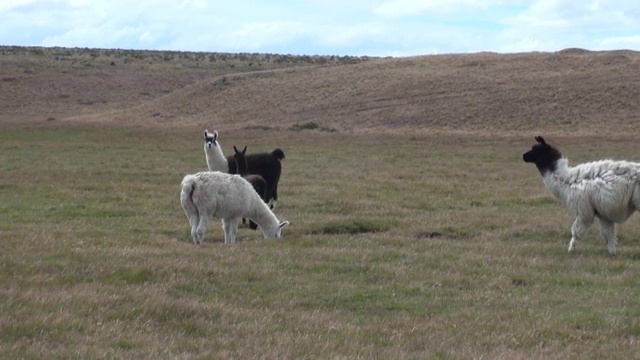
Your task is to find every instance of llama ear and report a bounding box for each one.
[535,136,546,145]
[213,130,218,141]
[233,145,239,154]
[204,130,209,139]
[278,221,290,229]
[242,146,247,154]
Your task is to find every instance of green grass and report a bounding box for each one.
[309,219,395,234]
[1,125,640,359]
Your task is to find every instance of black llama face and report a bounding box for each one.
[523,136,563,175]
[233,145,247,154]
[233,146,248,172]
[203,130,218,149]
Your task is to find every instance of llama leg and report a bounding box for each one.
[195,215,210,245]
[188,213,200,244]
[228,218,240,244]
[568,215,594,253]
[268,185,278,210]
[268,192,278,210]
[222,218,240,244]
[221,219,231,244]
[599,219,618,256]
[273,186,278,209]
[181,195,201,244]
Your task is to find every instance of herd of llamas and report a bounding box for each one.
[180,130,288,244]
[181,131,640,256]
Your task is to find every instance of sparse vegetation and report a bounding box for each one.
[0,46,371,68]
[1,46,640,359]
[241,125,279,131]
[310,218,394,234]
[2,126,640,359]
[2,46,639,135]
[289,121,337,132]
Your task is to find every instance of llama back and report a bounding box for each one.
[227,152,283,175]
[546,159,640,223]
[560,158,640,185]
[189,171,259,218]
[228,151,283,203]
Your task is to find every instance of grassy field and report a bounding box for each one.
[2,124,640,359]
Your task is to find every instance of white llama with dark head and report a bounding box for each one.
[523,136,640,255]
[180,171,289,244]
[203,130,284,208]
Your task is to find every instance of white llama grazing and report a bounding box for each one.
[180,171,289,244]
[523,136,640,255]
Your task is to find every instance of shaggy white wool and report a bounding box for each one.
[542,157,640,255]
[180,171,289,244]
[544,158,640,222]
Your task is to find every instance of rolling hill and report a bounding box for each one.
[1,46,639,135]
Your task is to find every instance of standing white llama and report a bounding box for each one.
[523,136,640,255]
[180,171,289,244]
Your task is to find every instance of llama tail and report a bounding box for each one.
[180,174,198,212]
[271,148,286,161]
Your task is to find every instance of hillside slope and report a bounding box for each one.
[2,47,640,135]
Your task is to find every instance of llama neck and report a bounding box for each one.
[236,157,249,176]
[248,199,281,238]
[204,144,229,172]
[541,158,573,204]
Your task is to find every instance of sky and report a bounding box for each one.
[2,0,640,57]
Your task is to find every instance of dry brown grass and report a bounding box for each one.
[0,46,367,127]
[2,46,639,137]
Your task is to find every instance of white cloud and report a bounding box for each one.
[595,35,640,50]
[508,0,640,29]
[204,21,385,55]
[225,21,309,51]
[372,0,524,18]
[1,0,639,55]
[178,0,207,10]
[316,23,385,47]
[0,0,35,11]
[498,0,640,52]
[374,0,481,17]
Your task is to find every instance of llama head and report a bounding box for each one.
[203,129,229,172]
[523,136,563,174]
[260,220,290,239]
[233,145,249,174]
[203,129,218,150]
[273,221,290,238]
[233,145,247,157]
